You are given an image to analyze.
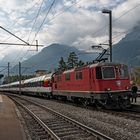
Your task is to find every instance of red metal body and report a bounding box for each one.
[52,62,131,99]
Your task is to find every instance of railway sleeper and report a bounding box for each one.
[36,131,47,135]
[54,128,80,135]
[57,130,83,137]
[46,121,67,126]
[51,124,75,130]
[44,120,64,124]
[47,123,72,128]
[60,132,92,139]
[53,127,79,133]
[39,135,50,140]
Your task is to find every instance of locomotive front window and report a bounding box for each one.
[102,66,115,79]
[119,65,129,79]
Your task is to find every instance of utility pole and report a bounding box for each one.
[7,62,10,90]
[36,40,38,51]
[28,40,39,51]
[8,62,10,83]
[102,9,112,62]
[109,11,112,62]
[19,62,21,95]
[0,26,43,51]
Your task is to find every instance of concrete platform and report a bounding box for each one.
[131,97,140,105]
[0,94,26,140]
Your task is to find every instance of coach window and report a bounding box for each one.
[65,73,70,81]
[76,71,82,80]
[41,81,44,87]
[27,83,29,87]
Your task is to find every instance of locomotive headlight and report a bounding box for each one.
[105,88,111,91]
[107,88,111,91]
[125,86,130,90]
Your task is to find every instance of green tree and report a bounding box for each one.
[58,57,67,71]
[67,52,78,68]
[78,60,85,67]
[133,67,140,86]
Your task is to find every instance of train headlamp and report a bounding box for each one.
[125,86,130,90]
[105,88,111,91]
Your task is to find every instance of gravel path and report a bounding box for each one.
[20,96,140,140]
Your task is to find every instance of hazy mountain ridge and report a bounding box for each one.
[113,25,140,67]
[2,24,140,75]
[10,43,98,75]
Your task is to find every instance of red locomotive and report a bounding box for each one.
[0,62,131,109]
[52,62,131,109]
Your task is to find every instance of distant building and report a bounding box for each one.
[35,70,46,77]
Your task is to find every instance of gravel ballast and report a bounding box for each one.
[19,96,140,140]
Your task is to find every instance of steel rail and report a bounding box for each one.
[10,96,60,140]
[9,95,113,140]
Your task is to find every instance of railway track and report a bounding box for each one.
[93,108,140,121]
[9,95,113,140]
[52,98,140,121]
[122,108,140,120]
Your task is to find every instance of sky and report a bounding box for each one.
[0,0,140,67]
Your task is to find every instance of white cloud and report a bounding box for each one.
[0,0,140,65]
[113,1,140,30]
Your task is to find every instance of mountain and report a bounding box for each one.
[113,26,140,67]
[3,24,140,75]
[10,43,98,75]
[7,24,140,75]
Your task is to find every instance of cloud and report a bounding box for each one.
[0,0,140,66]
[39,9,105,48]
[113,1,140,30]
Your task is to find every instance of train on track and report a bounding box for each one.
[0,61,132,109]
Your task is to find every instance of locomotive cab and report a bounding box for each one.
[92,63,131,109]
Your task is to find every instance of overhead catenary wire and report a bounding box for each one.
[0,0,46,66]
[21,3,140,75]
[98,3,140,46]
[15,3,140,74]
[0,0,42,44]
[0,67,8,73]
[18,0,57,62]
[31,0,56,44]
[1,2,140,76]
[18,0,86,62]
[0,0,43,55]
[27,0,45,42]
[0,26,29,45]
